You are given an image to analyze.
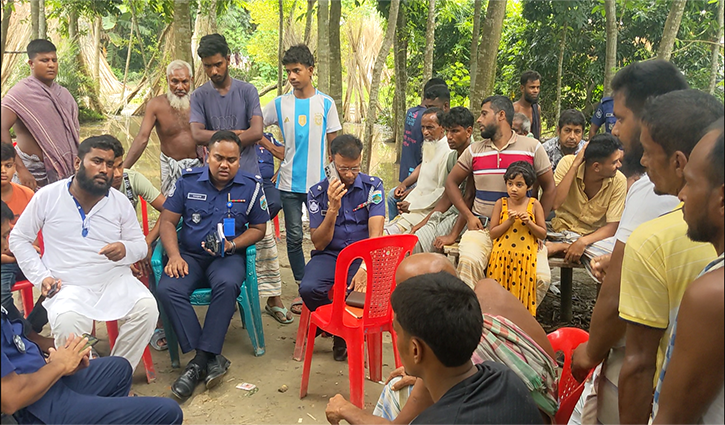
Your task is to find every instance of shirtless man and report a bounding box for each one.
[513,70,542,140]
[325,253,558,424]
[123,60,199,196]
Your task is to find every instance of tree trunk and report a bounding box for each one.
[316,0,330,93]
[602,0,617,96]
[362,0,400,173]
[68,10,78,41]
[172,0,193,67]
[470,0,507,112]
[393,6,407,164]
[30,0,38,39]
[329,0,343,116]
[1,0,13,59]
[708,0,723,94]
[93,15,102,96]
[555,22,567,125]
[304,0,315,45]
[468,0,483,110]
[657,0,686,61]
[121,24,134,109]
[277,0,284,96]
[38,0,45,39]
[422,0,436,83]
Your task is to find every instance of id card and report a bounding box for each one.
[223,218,235,237]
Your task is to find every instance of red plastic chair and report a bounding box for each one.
[299,234,418,408]
[547,327,592,424]
[105,320,157,383]
[10,280,34,318]
[273,215,281,240]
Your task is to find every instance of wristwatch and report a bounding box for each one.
[226,240,237,255]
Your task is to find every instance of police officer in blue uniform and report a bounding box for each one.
[0,202,182,425]
[156,131,269,399]
[300,135,385,361]
[589,96,617,139]
[256,132,284,219]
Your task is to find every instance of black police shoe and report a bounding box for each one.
[205,354,231,389]
[333,336,347,361]
[171,362,206,399]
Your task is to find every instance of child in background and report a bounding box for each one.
[486,161,546,315]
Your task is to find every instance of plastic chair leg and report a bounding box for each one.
[299,322,319,399]
[19,286,34,319]
[273,216,281,240]
[390,329,402,369]
[238,287,265,356]
[347,333,366,409]
[293,305,311,361]
[245,278,265,354]
[106,321,119,346]
[105,321,156,383]
[366,332,383,382]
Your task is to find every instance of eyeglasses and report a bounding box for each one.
[335,165,361,173]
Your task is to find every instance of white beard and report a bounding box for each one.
[422,139,438,163]
[166,90,190,111]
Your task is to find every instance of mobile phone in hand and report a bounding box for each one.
[47,281,59,297]
[80,333,100,351]
[324,162,340,182]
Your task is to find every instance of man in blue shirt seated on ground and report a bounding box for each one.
[156,130,269,400]
[0,200,183,425]
[300,134,385,361]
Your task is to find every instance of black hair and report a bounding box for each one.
[208,130,242,151]
[391,272,482,368]
[706,118,724,186]
[641,90,724,158]
[440,106,474,129]
[584,133,623,164]
[558,109,586,130]
[197,33,230,59]
[481,95,514,126]
[1,143,16,161]
[1,200,13,224]
[422,107,444,124]
[330,134,363,159]
[520,70,541,86]
[78,135,124,160]
[423,78,447,92]
[27,39,56,60]
[282,44,315,67]
[504,161,536,187]
[610,60,689,117]
[424,85,450,102]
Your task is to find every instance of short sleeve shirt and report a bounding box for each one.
[399,105,426,182]
[262,90,342,193]
[119,168,161,210]
[5,182,34,225]
[306,173,385,254]
[457,133,551,218]
[619,205,717,381]
[163,167,270,256]
[189,79,262,175]
[551,155,626,235]
[591,97,617,134]
[1,309,46,379]
[542,137,586,171]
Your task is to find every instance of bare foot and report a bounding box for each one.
[545,241,570,257]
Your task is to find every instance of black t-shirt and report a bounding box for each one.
[411,362,543,424]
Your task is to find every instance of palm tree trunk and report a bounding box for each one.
[470,0,507,112]
[362,0,400,173]
[316,0,330,94]
[603,0,617,96]
[657,0,686,61]
[329,0,343,115]
[393,6,407,164]
[38,0,45,39]
[30,0,39,39]
[556,22,567,125]
[1,0,13,58]
[422,0,436,83]
[708,0,723,94]
[468,0,483,110]
[277,0,284,96]
[304,0,315,45]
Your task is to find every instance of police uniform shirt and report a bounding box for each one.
[591,97,617,134]
[1,308,45,379]
[306,173,385,254]
[164,167,270,256]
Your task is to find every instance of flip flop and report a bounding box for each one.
[290,297,304,315]
[265,305,294,324]
[149,329,168,351]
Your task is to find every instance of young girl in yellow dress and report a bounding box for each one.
[487,161,546,315]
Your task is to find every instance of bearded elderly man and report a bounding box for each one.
[8,136,158,371]
[124,60,200,196]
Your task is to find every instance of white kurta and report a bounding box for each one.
[406,136,453,212]
[8,178,152,327]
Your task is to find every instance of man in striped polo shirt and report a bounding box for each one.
[262,45,342,313]
[444,96,556,288]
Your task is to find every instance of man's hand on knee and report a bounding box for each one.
[385,366,416,391]
[165,255,189,278]
[47,333,92,376]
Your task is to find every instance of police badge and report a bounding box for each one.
[192,213,201,224]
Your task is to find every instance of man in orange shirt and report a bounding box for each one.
[0,143,51,351]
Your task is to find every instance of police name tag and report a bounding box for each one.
[188,193,207,201]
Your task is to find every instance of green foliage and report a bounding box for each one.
[54,41,97,106]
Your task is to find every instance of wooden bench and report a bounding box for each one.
[443,244,583,322]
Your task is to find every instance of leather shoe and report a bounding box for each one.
[171,362,206,399]
[205,354,231,389]
[333,336,347,361]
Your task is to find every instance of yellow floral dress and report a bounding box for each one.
[487,197,538,315]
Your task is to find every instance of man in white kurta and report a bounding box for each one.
[8,136,158,371]
[385,108,452,234]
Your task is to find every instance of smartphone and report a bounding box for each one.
[81,333,100,351]
[324,162,340,182]
[47,281,59,297]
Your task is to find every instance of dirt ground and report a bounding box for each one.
[46,231,598,424]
